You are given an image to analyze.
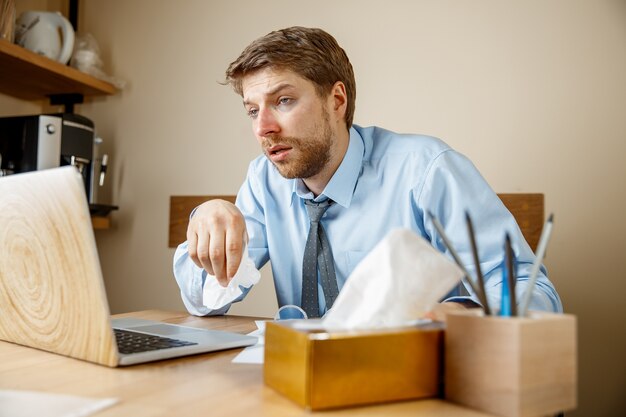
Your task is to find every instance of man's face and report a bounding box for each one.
[241,68,335,179]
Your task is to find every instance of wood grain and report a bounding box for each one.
[0,167,118,366]
[0,310,500,417]
[0,38,116,100]
[169,194,544,251]
[445,311,577,417]
[264,321,443,410]
[91,215,111,229]
[497,193,544,251]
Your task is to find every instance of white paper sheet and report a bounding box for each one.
[0,390,117,417]
[231,320,266,364]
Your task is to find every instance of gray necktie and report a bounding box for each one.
[301,199,339,318]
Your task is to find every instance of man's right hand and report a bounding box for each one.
[186,199,247,286]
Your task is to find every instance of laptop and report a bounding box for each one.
[0,166,256,366]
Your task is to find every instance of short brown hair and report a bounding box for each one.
[225,27,356,128]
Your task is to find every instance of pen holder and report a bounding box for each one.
[445,311,577,417]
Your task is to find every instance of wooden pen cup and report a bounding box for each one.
[445,311,577,417]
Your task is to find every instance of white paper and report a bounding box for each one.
[232,320,266,364]
[0,390,117,417]
[202,245,261,310]
[231,344,265,364]
[322,228,463,331]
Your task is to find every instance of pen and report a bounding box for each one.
[500,262,511,317]
[427,211,483,310]
[518,214,554,317]
[505,233,517,316]
[465,211,491,315]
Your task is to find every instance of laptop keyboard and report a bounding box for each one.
[114,328,198,355]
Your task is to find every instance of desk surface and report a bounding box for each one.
[0,310,495,417]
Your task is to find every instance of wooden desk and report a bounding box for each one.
[0,310,495,417]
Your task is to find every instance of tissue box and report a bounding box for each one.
[445,311,577,417]
[264,320,443,410]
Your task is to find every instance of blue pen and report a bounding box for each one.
[500,263,511,317]
[505,233,517,316]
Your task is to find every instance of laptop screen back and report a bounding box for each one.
[0,167,119,366]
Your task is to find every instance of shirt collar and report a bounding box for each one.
[290,127,364,208]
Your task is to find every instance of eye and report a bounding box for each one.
[246,108,258,119]
[278,97,293,106]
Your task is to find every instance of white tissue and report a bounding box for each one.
[322,229,463,331]
[202,246,260,310]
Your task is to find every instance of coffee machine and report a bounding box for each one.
[0,113,115,213]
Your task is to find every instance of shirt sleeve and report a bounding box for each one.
[173,242,242,316]
[235,164,270,270]
[415,149,563,313]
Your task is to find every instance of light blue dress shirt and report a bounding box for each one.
[174,125,562,316]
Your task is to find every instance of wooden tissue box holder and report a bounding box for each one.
[445,311,577,417]
[264,320,444,410]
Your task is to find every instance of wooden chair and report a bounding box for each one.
[169,194,544,251]
[497,193,544,251]
[169,195,236,248]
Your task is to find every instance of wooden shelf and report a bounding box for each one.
[0,38,117,100]
[91,215,110,230]
[1,39,116,230]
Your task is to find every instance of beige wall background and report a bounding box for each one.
[2,0,625,415]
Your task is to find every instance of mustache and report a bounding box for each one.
[261,135,300,148]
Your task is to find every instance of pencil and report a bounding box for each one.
[427,211,483,309]
[518,214,554,317]
[465,211,491,315]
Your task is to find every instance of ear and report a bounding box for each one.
[328,81,348,122]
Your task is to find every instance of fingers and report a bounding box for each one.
[208,227,228,286]
[187,219,217,276]
[225,223,246,280]
[186,228,201,269]
[185,199,246,286]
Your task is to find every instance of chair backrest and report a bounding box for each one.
[169,195,236,248]
[497,193,544,251]
[169,193,544,251]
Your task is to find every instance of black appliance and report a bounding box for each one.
[0,113,116,214]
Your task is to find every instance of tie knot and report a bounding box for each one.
[304,199,332,223]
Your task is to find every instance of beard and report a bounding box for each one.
[261,110,333,179]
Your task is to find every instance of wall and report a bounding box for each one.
[4,1,624,415]
[0,93,42,115]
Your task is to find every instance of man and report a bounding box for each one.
[174,26,562,317]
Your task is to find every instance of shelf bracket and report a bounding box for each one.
[49,93,84,113]
[69,0,79,31]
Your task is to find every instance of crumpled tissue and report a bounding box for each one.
[202,245,260,310]
[322,228,463,331]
